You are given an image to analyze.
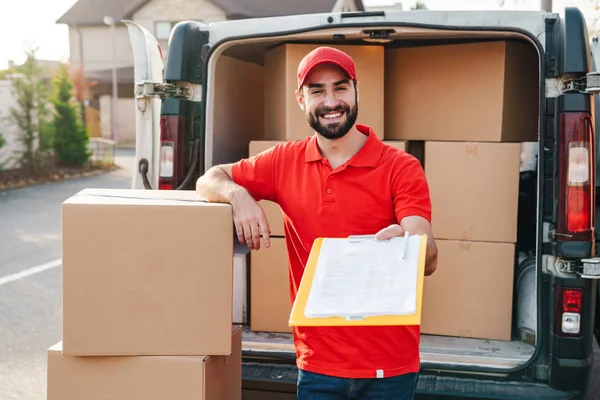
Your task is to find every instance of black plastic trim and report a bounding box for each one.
[548,355,593,393]
[241,363,580,399]
[558,7,592,75]
[556,240,593,259]
[164,21,209,83]
[557,93,592,113]
[341,11,385,18]
[543,97,556,223]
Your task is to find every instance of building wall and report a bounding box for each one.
[68,25,133,72]
[99,96,137,145]
[133,0,227,50]
[0,81,22,169]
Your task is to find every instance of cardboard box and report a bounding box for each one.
[420,240,515,341]
[250,238,292,333]
[260,200,285,237]
[62,188,234,356]
[249,140,285,156]
[382,140,407,151]
[384,41,539,142]
[213,55,265,166]
[47,326,242,400]
[425,141,521,243]
[264,44,385,141]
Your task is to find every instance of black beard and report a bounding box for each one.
[307,101,358,140]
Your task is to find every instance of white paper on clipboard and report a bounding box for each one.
[303,235,422,319]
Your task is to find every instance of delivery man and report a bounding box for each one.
[196,46,438,400]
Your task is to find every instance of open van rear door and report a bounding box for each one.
[123,20,165,190]
[591,34,600,347]
[545,7,600,345]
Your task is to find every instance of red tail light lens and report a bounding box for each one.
[563,288,582,313]
[159,115,186,190]
[555,286,584,337]
[557,112,595,241]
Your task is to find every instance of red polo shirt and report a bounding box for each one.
[231,124,431,379]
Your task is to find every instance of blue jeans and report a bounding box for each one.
[297,369,418,400]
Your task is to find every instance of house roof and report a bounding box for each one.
[56,0,365,26]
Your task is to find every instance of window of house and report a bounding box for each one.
[155,21,173,40]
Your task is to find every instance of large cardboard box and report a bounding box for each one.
[250,238,292,333]
[62,189,234,356]
[47,326,242,400]
[385,41,539,142]
[260,200,285,237]
[264,44,385,141]
[420,240,515,341]
[382,140,407,152]
[425,141,521,243]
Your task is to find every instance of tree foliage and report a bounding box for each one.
[5,47,52,174]
[50,63,90,167]
[411,1,428,10]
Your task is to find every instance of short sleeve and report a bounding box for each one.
[231,145,279,202]
[392,155,432,224]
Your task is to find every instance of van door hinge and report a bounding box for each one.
[557,258,600,279]
[134,80,194,100]
[559,72,600,94]
[579,258,600,279]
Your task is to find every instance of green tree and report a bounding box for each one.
[411,1,428,10]
[6,47,52,174]
[50,63,90,167]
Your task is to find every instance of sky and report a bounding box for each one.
[0,0,598,70]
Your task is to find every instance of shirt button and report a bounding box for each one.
[327,188,333,194]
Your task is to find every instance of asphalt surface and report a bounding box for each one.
[0,148,598,400]
[0,149,133,400]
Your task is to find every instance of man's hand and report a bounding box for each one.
[196,164,271,251]
[375,218,438,276]
[375,224,404,240]
[231,191,271,250]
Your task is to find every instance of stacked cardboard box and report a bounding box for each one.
[384,40,539,341]
[247,141,291,333]
[47,188,242,399]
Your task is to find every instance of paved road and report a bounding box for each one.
[0,149,133,400]
[0,148,599,399]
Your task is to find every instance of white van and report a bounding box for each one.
[125,7,600,398]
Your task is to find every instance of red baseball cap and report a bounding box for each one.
[297,46,357,89]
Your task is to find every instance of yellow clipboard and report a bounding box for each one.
[288,234,428,327]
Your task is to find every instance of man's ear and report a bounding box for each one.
[295,88,305,111]
[355,80,360,102]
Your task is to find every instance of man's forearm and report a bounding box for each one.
[196,166,248,205]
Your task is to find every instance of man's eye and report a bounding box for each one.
[336,87,347,91]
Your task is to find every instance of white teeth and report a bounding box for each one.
[323,112,342,119]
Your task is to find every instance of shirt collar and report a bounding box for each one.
[304,124,383,168]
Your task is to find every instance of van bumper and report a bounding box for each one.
[241,363,580,399]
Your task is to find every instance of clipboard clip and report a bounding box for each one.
[347,234,377,243]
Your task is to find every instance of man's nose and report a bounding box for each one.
[323,91,339,108]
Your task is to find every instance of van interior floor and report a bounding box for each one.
[241,326,535,370]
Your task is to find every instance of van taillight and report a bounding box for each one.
[557,112,595,241]
[554,286,584,337]
[159,115,186,190]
